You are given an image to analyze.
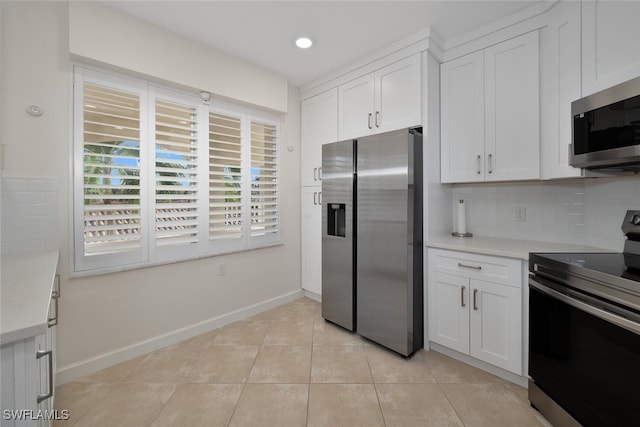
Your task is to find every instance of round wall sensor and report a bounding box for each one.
[27,105,44,116]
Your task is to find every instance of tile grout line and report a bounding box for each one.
[423,355,467,427]
[226,308,270,426]
[435,381,467,427]
[306,310,320,426]
[148,384,179,427]
[363,345,388,427]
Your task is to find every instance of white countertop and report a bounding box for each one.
[1,251,59,345]
[427,235,611,261]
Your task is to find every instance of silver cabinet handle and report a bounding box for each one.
[313,192,317,206]
[461,286,466,307]
[368,113,373,130]
[48,291,58,327]
[318,192,322,205]
[488,153,493,174]
[458,262,482,271]
[53,274,60,298]
[36,350,53,404]
[375,111,380,128]
[318,167,322,181]
[473,289,478,311]
[476,155,481,174]
[48,274,60,328]
[313,167,318,181]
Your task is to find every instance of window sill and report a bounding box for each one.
[69,241,284,279]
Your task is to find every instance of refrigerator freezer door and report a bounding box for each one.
[321,140,355,331]
[356,129,423,356]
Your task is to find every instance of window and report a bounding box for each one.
[73,68,281,274]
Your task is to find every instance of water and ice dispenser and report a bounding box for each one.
[327,203,346,237]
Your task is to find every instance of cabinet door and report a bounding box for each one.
[301,187,322,295]
[484,31,540,181]
[440,51,485,183]
[338,74,375,140]
[428,272,470,355]
[374,54,421,134]
[469,278,522,375]
[541,1,583,179]
[582,0,640,95]
[301,89,338,186]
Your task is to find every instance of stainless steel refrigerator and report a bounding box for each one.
[321,128,423,357]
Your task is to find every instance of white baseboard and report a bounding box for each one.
[302,289,321,302]
[428,342,528,388]
[56,289,304,385]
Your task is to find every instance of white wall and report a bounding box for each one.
[1,1,301,382]
[450,176,640,252]
[68,1,289,113]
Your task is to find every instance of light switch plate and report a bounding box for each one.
[514,207,526,222]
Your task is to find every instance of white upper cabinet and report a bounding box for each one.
[338,74,375,140]
[338,54,421,140]
[582,0,640,96]
[440,51,485,183]
[441,31,540,183]
[301,88,338,187]
[374,55,422,134]
[484,31,540,182]
[541,1,584,179]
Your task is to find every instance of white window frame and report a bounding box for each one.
[72,66,282,276]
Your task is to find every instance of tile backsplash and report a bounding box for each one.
[451,176,640,252]
[1,177,59,255]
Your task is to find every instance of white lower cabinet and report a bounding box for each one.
[1,272,59,427]
[427,249,522,375]
[301,187,322,295]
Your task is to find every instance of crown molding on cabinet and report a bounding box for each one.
[300,27,444,101]
[442,2,549,62]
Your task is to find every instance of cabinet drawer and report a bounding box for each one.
[428,248,522,288]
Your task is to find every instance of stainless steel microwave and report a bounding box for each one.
[570,76,640,170]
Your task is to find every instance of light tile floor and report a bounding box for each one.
[54,297,551,426]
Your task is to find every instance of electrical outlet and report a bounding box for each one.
[514,207,526,222]
[217,263,227,276]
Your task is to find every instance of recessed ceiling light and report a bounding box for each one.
[295,37,313,49]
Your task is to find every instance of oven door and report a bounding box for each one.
[529,277,640,427]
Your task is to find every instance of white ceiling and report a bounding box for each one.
[101,1,540,87]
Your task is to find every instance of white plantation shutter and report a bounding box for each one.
[154,98,200,247]
[250,119,279,240]
[81,82,143,257]
[73,67,282,274]
[209,111,244,243]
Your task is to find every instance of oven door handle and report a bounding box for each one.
[530,278,640,336]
